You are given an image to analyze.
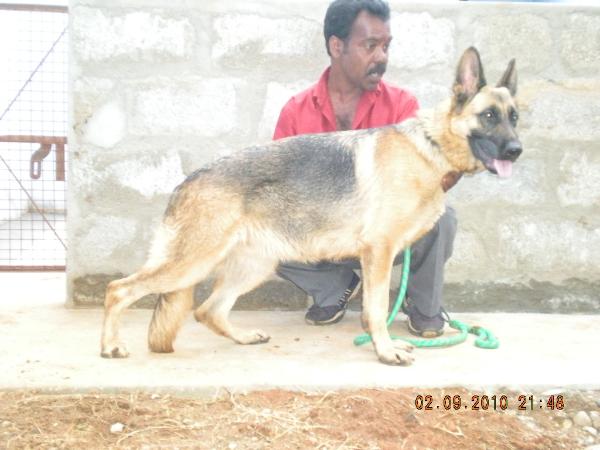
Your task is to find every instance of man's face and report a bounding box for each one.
[334,11,392,91]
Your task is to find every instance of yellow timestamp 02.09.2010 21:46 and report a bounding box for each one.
[414,394,565,411]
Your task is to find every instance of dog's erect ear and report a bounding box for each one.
[453,47,487,112]
[497,58,517,96]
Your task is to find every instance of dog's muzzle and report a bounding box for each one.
[500,140,522,160]
[493,140,522,178]
[470,136,522,178]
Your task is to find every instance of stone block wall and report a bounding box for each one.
[68,1,600,313]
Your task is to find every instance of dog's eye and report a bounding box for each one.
[510,111,519,125]
[481,109,498,124]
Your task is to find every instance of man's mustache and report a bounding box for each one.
[367,63,387,76]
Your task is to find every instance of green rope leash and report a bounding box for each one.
[353,248,499,349]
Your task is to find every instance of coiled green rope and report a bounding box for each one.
[353,248,499,349]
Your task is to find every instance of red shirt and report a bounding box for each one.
[273,67,419,140]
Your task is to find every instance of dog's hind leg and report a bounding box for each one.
[101,269,168,358]
[101,227,241,358]
[194,249,277,345]
[147,287,194,353]
[360,244,414,366]
[101,181,248,358]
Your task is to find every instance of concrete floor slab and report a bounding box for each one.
[1,292,599,394]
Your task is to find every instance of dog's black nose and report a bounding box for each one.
[501,141,522,160]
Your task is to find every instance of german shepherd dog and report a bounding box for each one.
[101,47,522,365]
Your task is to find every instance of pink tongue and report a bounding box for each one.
[493,159,513,178]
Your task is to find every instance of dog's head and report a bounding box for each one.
[450,47,522,178]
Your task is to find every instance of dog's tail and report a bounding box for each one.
[148,288,194,353]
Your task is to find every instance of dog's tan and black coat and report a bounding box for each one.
[101,47,522,365]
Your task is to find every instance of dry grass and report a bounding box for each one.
[0,388,596,449]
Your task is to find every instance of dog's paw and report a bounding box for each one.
[376,345,415,366]
[393,340,414,352]
[101,342,130,358]
[234,329,271,345]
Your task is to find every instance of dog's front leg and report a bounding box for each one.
[360,244,414,366]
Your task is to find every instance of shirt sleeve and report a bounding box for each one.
[399,92,420,122]
[273,99,298,140]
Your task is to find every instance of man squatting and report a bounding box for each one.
[273,0,456,337]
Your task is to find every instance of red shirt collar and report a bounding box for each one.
[311,67,383,130]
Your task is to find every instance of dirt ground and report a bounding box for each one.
[1,388,598,449]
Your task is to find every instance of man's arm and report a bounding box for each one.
[391,88,420,125]
[273,100,298,140]
[400,94,420,121]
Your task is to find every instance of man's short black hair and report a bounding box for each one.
[324,0,390,56]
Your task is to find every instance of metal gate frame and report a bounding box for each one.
[0,3,68,271]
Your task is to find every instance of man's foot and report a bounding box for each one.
[401,297,447,338]
[305,274,361,325]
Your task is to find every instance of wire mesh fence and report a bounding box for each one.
[0,4,68,270]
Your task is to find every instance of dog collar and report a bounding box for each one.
[442,171,463,192]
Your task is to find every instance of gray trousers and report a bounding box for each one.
[276,206,457,318]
